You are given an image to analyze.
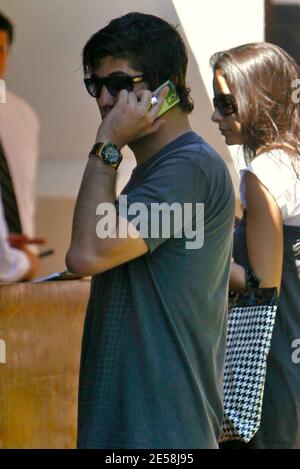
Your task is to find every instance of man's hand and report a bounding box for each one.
[96,86,169,148]
[8,234,42,280]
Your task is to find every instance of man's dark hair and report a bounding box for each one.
[0,11,14,45]
[83,12,194,114]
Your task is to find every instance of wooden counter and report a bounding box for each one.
[0,280,90,449]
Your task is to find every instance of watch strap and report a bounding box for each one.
[89,142,122,169]
[89,142,105,158]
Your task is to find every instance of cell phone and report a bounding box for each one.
[151,80,180,118]
[0,79,6,104]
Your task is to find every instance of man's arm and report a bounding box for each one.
[230,171,283,292]
[66,155,148,276]
[66,88,167,276]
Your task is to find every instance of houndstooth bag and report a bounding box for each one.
[220,286,278,443]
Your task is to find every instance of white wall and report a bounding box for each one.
[1,0,265,197]
[173,0,265,183]
[173,0,265,98]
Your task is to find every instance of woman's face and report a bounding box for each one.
[211,69,245,146]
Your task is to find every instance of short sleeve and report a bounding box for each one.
[116,155,208,253]
[240,151,292,220]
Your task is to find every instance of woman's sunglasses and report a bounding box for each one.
[84,74,144,98]
[213,94,238,116]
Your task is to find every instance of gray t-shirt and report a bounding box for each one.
[77,132,235,449]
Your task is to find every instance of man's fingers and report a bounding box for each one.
[128,91,138,107]
[97,86,169,147]
[136,90,152,109]
[116,89,129,104]
[148,85,169,120]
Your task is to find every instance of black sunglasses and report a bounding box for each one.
[84,74,144,98]
[213,93,238,116]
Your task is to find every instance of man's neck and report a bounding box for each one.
[129,108,192,166]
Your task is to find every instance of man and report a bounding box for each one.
[66,12,235,449]
[0,11,39,243]
[0,79,36,281]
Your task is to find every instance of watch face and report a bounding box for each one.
[102,144,121,165]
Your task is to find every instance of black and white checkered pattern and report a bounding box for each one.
[220,302,277,443]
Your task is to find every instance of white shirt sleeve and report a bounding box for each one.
[240,150,300,224]
[0,192,30,283]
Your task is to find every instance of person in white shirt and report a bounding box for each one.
[211,42,300,449]
[0,11,39,281]
[0,11,39,240]
[0,11,37,282]
[0,90,36,282]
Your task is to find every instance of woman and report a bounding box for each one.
[211,42,300,449]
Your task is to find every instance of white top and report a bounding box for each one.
[0,90,39,237]
[0,188,30,282]
[240,149,300,226]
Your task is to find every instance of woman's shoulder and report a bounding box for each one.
[241,149,299,188]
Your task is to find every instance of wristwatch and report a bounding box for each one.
[89,142,122,169]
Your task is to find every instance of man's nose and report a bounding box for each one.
[97,85,116,107]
